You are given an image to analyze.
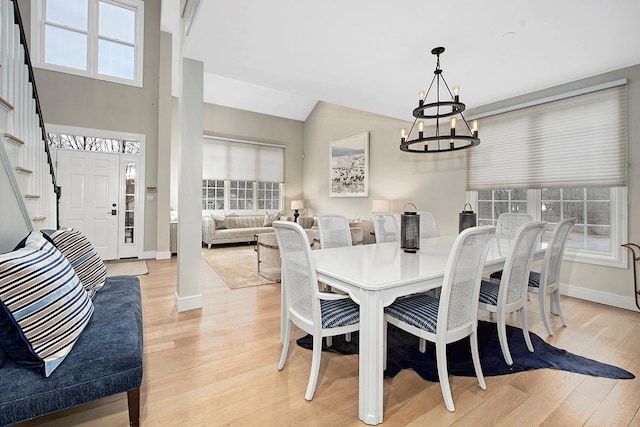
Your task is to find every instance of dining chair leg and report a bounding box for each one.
[470,329,486,390]
[305,334,324,401]
[496,311,513,365]
[538,291,554,336]
[436,342,455,412]
[519,307,534,353]
[326,336,333,346]
[346,332,352,342]
[278,321,292,370]
[552,290,567,326]
[419,338,426,353]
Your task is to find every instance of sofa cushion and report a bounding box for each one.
[0,232,94,377]
[226,215,264,229]
[41,228,107,299]
[263,211,279,227]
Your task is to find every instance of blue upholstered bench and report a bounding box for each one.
[0,275,143,426]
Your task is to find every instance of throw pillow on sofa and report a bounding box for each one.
[263,211,279,226]
[211,213,227,229]
[0,232,94,376]
[41,228,107,299]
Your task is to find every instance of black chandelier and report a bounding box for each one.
[400,47,480,153]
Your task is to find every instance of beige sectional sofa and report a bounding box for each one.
[202,213,376,249]
[202,213,279,249]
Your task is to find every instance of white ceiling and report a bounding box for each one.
[163,0,640,122]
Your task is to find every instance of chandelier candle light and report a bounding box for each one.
[400,47,480,153]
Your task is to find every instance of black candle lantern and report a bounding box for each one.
[401,203,420,253]
[459,203,477,233]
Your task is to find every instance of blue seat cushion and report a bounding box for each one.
[320,298,359,328]
[528,271,541,288]
[0,275,143,426]
[479,280,500,305]
[384,294,439,333]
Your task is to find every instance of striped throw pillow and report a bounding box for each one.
[41,228,107,299]
[0,232,94,376]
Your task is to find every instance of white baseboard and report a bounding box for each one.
[156,251,172,260]
[560,283,640,312]
[141,250,156,260]
[174,292,203,312]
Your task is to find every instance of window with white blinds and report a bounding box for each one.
[202,137,284,212]
[467,82,628,191]
[203,138,284,182]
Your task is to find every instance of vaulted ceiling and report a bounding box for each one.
[162,0,640,122]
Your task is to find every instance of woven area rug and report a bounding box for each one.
[297,321,635,381]
[104,259,148,277]
[202,245,276,289]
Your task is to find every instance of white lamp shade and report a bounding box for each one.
[372,199,390,213]
[291,200,304,210]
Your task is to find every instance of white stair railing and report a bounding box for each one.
[0,0,58,233]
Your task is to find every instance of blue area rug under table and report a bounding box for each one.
[296,320,635,381]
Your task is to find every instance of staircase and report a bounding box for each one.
[0,0,58,251]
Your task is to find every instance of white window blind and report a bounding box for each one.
[257,145,284,182]
[202,137,284,182]
[202,140,227,179]
[229,143,256,181]
[467,83,627,191]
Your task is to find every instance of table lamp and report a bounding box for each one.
[372,199,390,213]
[291,200,304,223]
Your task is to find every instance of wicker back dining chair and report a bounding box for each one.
[417,211,439,239]
[317,214,354,343]
[529,218,576,335]
[383,225,496,412]
[372,213,399,243]
[273,221,360,401]
[317,214,352,249]
[478,221,546,365]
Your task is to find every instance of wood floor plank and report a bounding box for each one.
[14,254,640,426]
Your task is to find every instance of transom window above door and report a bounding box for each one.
[31,0,144,86]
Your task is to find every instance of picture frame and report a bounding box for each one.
[330,131,369,197]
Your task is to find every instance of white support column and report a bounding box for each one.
[175,57,203,312]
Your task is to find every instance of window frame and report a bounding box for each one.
[31,0,144,87]
[201,179,284,215]
[468,187,628,269]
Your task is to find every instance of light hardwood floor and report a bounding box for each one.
[19,256,640,426]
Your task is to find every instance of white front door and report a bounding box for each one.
[56,149,120,260]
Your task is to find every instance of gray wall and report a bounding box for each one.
[19,0,162,254]
[302,66,640,304]
[303,102,468,235]
[170,102,305,217]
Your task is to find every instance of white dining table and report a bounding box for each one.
[305,234,545,425]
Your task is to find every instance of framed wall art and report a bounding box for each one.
[330,131,369,197]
